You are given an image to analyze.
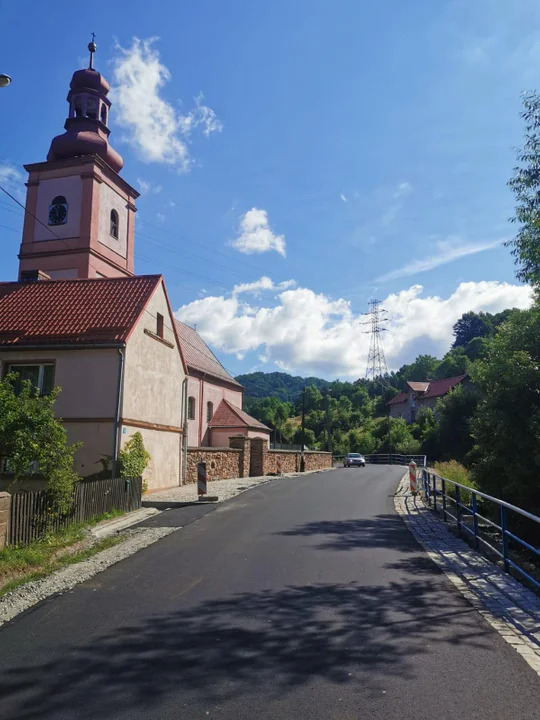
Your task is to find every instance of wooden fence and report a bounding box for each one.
[8,476,142,546]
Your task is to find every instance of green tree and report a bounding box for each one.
[397,355,440,387]
[118,432,151,478]
[452,311,493,348]
[0,375,80,511]
[470,308,540,518]
[508,91,540,289]
[433,347,469,379]
[435,385,479,463]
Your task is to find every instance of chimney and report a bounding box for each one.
[19,269,51,282]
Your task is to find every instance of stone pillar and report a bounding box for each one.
[229,436,251,477]
[0,492,11,549]
[250,438,268,477]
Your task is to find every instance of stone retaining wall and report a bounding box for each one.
[0,492,10,550]
[186,437,332,484]
[186,447,243,484]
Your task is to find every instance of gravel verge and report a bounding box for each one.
[0,527,175,627]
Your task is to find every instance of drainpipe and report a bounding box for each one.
[181,377,188,484]
[111,348,125,479]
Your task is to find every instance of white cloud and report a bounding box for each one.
[111,38,222,172]
[137,177,162,195]
[175,277,533,378]
[340,193,348,203]
[156,212,165,222]
[377,236,505,282]
[0,164,23,184]
[0,164,25,201]
[168,200,176,207]
[393,182,412,199]
[231,208,286,256]
[232,276,296,296]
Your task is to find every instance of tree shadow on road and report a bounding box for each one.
[1,576,491,719]
[278,514,420,552]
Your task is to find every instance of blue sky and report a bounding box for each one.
[0,0,536,378]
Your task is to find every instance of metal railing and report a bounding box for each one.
[421,469,540,590]
[333,454,427,467]
[364,453,427,467]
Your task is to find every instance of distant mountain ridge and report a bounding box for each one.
[235,371,330,401]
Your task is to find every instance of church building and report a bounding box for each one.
[0,40,269,491]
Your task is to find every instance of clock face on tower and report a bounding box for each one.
[48,198,68,226]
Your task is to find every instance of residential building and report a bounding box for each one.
[0,275,188,491]
[387,375,469,422]
[175,320,270,447]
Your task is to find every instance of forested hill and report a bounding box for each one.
[235,371,330,401]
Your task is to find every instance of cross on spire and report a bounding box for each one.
[88,33,97,70]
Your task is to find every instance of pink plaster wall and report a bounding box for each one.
[186,374,243,447]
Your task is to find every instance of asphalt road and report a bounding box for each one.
[1,466,539,719]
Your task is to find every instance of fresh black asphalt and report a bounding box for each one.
[0,466,539,719]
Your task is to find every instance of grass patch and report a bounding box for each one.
[432,460,477,504]
[0,509,127,597]
[0,535,124,598]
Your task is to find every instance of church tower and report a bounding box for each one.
[18,38,139,280]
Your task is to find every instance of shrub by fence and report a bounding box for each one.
[8,476,142,546]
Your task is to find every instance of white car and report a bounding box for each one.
[344,453,366,468]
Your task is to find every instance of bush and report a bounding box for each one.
[432,460,477,505]
[118,432,150,490]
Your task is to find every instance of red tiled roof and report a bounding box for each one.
[387,392,407,406]
[174,320,242,388]
[0,275,162,347]
[421,374,468,399]
[208,398,270,431]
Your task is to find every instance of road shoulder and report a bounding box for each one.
[394,472,540,677]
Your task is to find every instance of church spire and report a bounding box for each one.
[88,33,97,70]
[46,38,123,173]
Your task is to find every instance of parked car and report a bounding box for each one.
[344,453,366,467]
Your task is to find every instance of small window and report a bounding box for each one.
[100,103,107,125]
[156,312,164,339]
[110,209,119,239]
[207,401,213,422]
[188,396,196,420]
[8,363,55,396]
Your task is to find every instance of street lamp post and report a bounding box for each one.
[0,74,11,88]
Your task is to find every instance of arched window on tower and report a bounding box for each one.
[85,96,98,120]
[73,96,83,118]
[110,209,119,239]
[207,401,214,423]
[100,103,107,125]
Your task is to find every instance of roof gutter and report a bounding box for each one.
[0,342,125,351]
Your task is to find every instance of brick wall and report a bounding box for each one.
[0,492,10,550]
[186,447,243,484]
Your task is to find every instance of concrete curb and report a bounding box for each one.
[90,507,161,538]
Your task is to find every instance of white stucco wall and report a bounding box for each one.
[98,181,128,258]
[120,424,181,491]
[33,175,82,242]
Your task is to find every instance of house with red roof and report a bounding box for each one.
[0,275,188,491]
[387,375,469,423]
[174,320,270,448]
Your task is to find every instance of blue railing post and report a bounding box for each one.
[501,506,510,573]
[472,492,479,550]
[455,485,461,535]
[441,478,447,521]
